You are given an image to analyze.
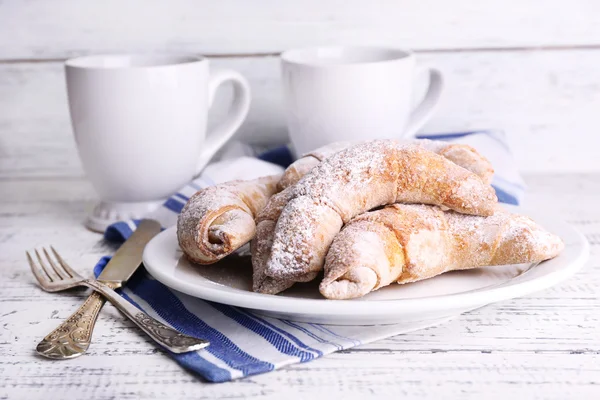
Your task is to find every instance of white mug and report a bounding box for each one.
[281,46,443,156]
[66,54,251,232]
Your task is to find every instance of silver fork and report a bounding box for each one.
[27,247,209,358]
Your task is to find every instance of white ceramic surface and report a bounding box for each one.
[143,205,589,325]
[281,46,443,156]
[65,54,251,231]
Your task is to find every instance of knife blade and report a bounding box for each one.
[35,218,163,359]
[99,219,162,286]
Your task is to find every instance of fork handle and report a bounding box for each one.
[83,279,209,353]
[36,288,111,359]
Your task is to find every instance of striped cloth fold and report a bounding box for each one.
[98,130,525,382]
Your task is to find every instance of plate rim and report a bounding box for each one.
[142,205,589,317]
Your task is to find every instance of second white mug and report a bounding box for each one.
[281,46,443,156]
[66,54,251,231]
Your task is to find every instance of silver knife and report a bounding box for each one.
[36,220,207,359]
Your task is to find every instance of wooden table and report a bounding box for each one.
[1,173,598,399]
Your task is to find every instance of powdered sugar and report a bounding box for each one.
[264,140,498,283]
[320,204,564,299]
[177,175,280,264]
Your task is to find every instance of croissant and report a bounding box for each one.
[278,141,352,190]
[415,139,494,184]
[177,175,280,264]
[251,187,296,294]
[278,139,494,190]
[254,140,498,293]
[320,204,564,299]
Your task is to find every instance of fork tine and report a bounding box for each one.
[42,247,69,280]
[34,249,57,283]
[50,246,80,280]
[27,251,52,285]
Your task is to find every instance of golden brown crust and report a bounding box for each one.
[320,204,564,299]
[254,140,497,293]
[251,187,297,293]
[277,142,353,190]
[177,175,281,265]
[416,139,495,184]
[278,139,495,190]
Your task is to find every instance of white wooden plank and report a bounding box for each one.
[2,49,600,177]
[1,0,600,59]
[1,353,599,399]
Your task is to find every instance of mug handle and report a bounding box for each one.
[404,68,443,137]
[196,69,252,174]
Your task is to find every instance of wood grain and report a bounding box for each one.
[0,174,598,399]
[1,0,600,59]
[2,49,600,179]
[2,353,599,399]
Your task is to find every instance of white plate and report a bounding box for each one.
[143,206,589,325]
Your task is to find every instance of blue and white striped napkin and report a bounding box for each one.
[97,130,525,382]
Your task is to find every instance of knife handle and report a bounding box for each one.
[36,284,115,359]
[83,279,209,353]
